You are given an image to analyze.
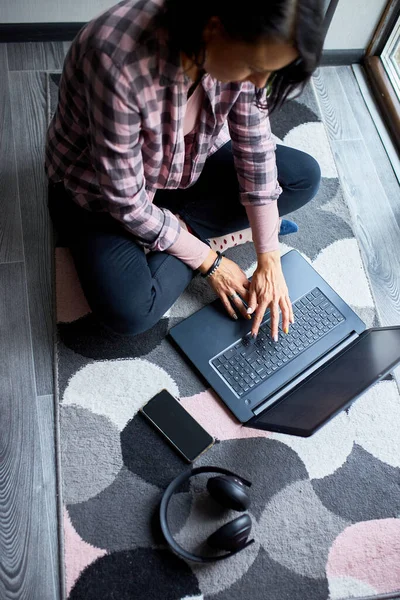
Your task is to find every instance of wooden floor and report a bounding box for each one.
[0,42,399,600]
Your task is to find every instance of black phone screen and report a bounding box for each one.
[140,389,214,462]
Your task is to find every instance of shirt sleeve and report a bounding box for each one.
[245,202,280,254]
[227,83,282,206]
[167,227,211,269]
[81,49,182,253]
[227,82,282,252]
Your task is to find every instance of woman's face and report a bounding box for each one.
[202,18,299,88]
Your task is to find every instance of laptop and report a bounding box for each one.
[169,250,400,437]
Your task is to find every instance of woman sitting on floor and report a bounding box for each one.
[45,0,323,340]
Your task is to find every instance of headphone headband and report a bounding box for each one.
[159,466,253,563]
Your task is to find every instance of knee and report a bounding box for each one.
[283,151,322,200]
[304,154,322,197]
[296,153,322,199]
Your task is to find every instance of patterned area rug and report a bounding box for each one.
[47,72,400,600]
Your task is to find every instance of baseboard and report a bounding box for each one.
[321,49,365,66]
[0,22,85,43]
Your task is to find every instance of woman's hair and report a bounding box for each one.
[157,0,324,112]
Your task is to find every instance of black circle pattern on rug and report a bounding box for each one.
[68,548,201,600]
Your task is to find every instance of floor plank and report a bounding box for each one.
[331,138,400,326]
[36,394,62,600]
[7,42,66,72]
[337,66,400,228]
[8,70,55,397]
[352,64,400,186]
[313,67,363,141]
[0,45,24,263]
[0,263,59,600]
[314,67,400,388]
[63,41,72,57]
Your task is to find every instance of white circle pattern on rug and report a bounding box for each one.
[62,359,179,430]
[328,576,378,599]
[284,122,338,179]
[270,407,353,480]
[349,380,400,468]
[313,238,374,309]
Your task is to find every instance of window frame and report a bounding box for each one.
[381,14,400,101]
[364,0,400,154]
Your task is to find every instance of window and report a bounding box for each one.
[364,1,400,154]
[381,13,400,101]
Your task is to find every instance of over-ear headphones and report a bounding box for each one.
[159,466,255,563]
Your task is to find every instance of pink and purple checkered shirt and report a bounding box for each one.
[45,0,282,268]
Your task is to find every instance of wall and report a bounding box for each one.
[1,0,388,52]
[1,0,114,23]
[324,0,387,50]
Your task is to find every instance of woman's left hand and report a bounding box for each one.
[247,250,294,340]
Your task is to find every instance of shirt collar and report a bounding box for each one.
[156,30,217,93]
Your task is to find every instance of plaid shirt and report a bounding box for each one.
[45,0,282,253]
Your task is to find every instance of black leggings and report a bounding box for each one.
[48,142,321,335]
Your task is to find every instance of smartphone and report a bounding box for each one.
[140,389,215,463]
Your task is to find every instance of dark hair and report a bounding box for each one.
[158,0,324,112]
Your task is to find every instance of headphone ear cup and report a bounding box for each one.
[207,514,252,551]
[207,476,251,511]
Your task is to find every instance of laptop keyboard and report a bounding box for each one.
[211,287,345,398]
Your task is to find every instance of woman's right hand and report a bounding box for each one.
[199,251,252,320]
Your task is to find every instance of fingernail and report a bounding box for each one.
[247,314,252,320]
[284,327,289,334]
[232,313,238,320]
[252,333,257,339]
[273,335,278,342]
[247,307,254,314]
[291,317,295,324]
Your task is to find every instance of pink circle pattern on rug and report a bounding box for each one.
[326,519,400,593]
[180,389,272,441]
[63,506,107,596]
[56,248,91,323]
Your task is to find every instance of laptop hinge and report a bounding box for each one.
[252,332,359,417]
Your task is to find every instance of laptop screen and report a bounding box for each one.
[250,328,400,437]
